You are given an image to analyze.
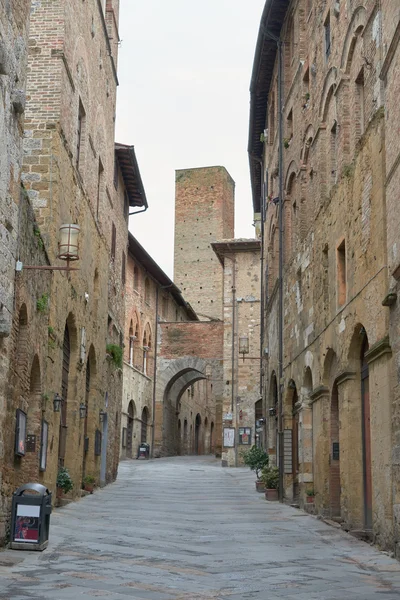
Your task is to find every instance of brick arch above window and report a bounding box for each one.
[340,6,367,73]
[319,67,337,120]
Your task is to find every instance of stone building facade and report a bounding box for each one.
[0,0,146,542]
[121,232,199,460]
[212,240,261,468]
[0,0,33,543]
[249,0,399,552]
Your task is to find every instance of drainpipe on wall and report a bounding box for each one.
[277,38,285,503]
[150,286,159,458]
[262,27,284,499]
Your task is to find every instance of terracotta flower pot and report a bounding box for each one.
[306,495,315,503]
[84,484,94,494]
[255,480,265,493]
[265,488,279,501]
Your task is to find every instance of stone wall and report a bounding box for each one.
[255,0,395,548]
[0,0,124,533]
[0,0,32,544]
[215,243,261,468]
[155,322,224,457]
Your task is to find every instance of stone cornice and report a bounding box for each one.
[336,371,356,386]
[365,336,392,365]
[309,385,329,404]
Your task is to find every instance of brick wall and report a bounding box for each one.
[174,167,235,321]
[257,0,394,546]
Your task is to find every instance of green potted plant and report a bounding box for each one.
[305,487,315,503]
[82,475,96,494]
[261,466,279,501]
[56,466,74,498]
[240,446,269,492]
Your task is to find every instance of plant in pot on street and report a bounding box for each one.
[240,445,269,491]
[306,487,315,503]
[261,466,279,501]
[83,475,96,494]
[56,467,74,495]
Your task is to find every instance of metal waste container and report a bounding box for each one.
[10,483,52,551]
[137,442,150,459]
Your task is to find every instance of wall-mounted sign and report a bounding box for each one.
[223,413,233,421]
[223,427,235,447]
[39,421,48,471]
[238,427,252,445]
[15,409,27,457]
[26,435,36,453]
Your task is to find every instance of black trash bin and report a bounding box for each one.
[10,483,52,551]
[137,442,150,459]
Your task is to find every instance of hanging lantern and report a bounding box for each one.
[239,335,249,359]
[58,224,80,261]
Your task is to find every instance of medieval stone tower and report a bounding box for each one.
[174,166,235,321]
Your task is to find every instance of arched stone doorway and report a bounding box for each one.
[204,417,209,454]
[177,419,182,455]
[59,324,70,467]
[195,414,201,455]
[127,400,135,458]
[141,407,149,443]
[268,372,279,466]
[290,381,300,503]
[183,419,188,454]
[361,333,372,529]
[330,381,341,517]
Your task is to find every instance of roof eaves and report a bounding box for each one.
[115,144,148,209]
[248,0,291,213]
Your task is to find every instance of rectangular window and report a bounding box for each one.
[337,239,346,307]
[111,222,116,260]
[97,158,104,219]
[113,154,119,190]
[76,100,86,169]
[356,68,365,141]
[122,251,126,285]
[324,13,331,60]
[287,109,293,143]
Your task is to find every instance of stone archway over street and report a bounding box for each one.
[154,322,223,457]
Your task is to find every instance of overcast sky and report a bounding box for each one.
[116,0,265,278]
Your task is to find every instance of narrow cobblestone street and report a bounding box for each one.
[1,456,400,599]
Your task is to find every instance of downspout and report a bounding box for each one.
[277,38,285,503]
[150,285,159,458]
[231,256,236,413]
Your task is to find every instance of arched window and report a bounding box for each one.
[59,324,70,466]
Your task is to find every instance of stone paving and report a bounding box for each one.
[1,456,400,599]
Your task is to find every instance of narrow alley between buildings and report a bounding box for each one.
[1,457,400,600]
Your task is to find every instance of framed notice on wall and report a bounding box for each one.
[223,427,235,448]
[15,409,27,457]
[238,427,252,445]
[39,420,48,471]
